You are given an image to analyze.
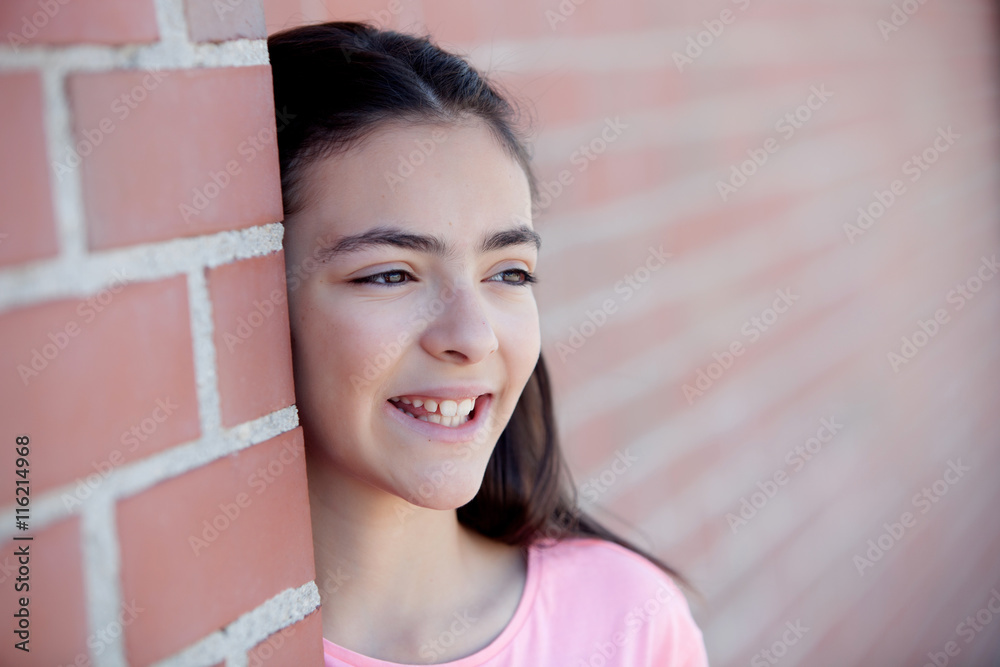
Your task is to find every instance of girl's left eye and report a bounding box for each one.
[487,269,537,286]
[351,270,414,285]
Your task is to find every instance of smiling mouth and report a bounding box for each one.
[387,394,483,428]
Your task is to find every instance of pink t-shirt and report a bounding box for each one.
[322,537,709,666]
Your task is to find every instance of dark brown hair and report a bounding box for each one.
[268,21,688,587]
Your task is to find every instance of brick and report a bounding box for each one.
[209,252,295,427]
[185,0,266,42]
[421,0,555,43]
[247,610,324,666]
[262,0,312,33]
[263,0,447,35]
[0,71,58,267]
[0,518,87,665]
[534,149,671,225]
[67,66,283,250]
[553,1,659,36]
[501,70,679,129]
[117,428,314,665]
[268,0,411,31]
[0,276,200,503]
[0,0,157,48]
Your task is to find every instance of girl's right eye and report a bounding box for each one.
[350,270,415,286]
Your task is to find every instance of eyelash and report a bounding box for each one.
[351,268,537,287]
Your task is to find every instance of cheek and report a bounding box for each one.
[289,288,419,401]
[497,299,541,383]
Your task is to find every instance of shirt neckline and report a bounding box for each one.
[322,541,542,666]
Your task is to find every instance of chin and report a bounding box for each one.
[397,461,490,511]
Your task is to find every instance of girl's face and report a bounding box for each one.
[283,120,541,510]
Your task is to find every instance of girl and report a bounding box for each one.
[267,21,709,666]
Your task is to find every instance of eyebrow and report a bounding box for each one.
[315,224,541,263]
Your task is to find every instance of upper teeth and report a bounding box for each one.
[390,396,477,416]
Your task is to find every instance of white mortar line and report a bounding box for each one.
[187,267,223,438]
[0,38,269,72]
[40,65,87,260]
[0,222,284,313]
[81,493,127,667]
[0,405,299,541]
[0,0,266,71]
[152,581,321,667]
[154,0,192,51]
[225,581,321,654]
[111,403,299,500]
[153,629,228,667]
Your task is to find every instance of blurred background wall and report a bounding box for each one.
[1,0,998,665]
[262,0,1000,664]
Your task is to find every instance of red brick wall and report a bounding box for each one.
[0,0,321,664]
[260,2,1000,666]
[2,0,998,664]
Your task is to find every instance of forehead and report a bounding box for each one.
[289,120,533,246]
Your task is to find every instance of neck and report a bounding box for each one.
[307,446,482,644]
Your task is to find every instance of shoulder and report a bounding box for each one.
[525,537,709,666]
[531,536,680,605]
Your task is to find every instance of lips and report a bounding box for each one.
[388,395,479,427]
[384,392,493,443]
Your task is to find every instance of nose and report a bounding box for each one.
[419,280,499,364]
